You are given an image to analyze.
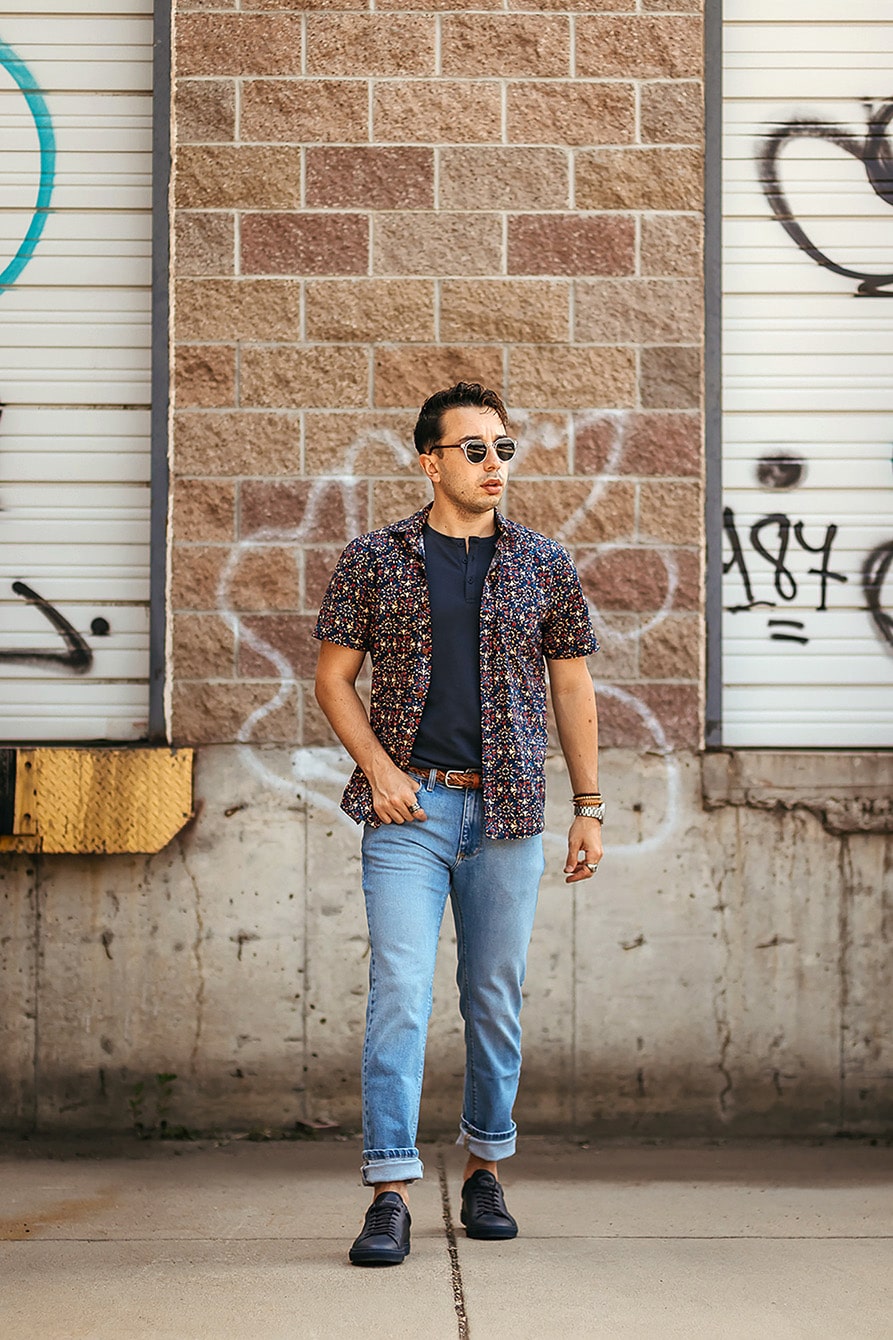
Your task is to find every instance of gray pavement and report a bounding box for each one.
[2,1136,892,1339]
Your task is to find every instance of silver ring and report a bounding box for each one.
[408,802,422,814]
[585,862,599,872]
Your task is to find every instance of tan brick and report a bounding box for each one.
[508,214,634,277]
[175,279,300,342]
[176,146,301,209]
[509,411,571,476]
[250,0,366,11]
[175,79,235,142]
[643,0,702,10]
[305,280,435,343]
[306,15,435,76]
[595,682,698,749]
[306,148,433,209]
[575,148,703,211]
[175,411,301,475]
[440,148,569,211]
[238,614,318,678]
[511,0,632,9]
[374,346,504,409]
[241,347,369,409]
[571,613,638,681]
[641,345,701,409]
[376,0,499,9]
[171,682,299,746]
[240,479,368,543]
[372,478,432,527]
[640,214,703,277]
[575,410,701,476]
[241,213,367,276]
[441,280,569,344]
[374,213,502,277]
[639,613,700,680]
[229,546,300,610]
[304,545,345,611]
[507,82,634,146]
[173,613,235,679]
[171,544,227,611]
[575,17,702,80]
[574,278,702,344]
[373,81,501,145]
[174,345,236,408]
[441,15,570,78]
[509,345,636,409]
[577,545,676,612]
[640,81,703,145]
[173,478,236,542]
[241,80,367,143]
[305,410,417,475]
[176,14,303,76]
[506,479,635,543]
[177,0,235,10]
[175,213,235,276]
[639,479,701,544]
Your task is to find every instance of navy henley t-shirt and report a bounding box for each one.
[409,523,497,772]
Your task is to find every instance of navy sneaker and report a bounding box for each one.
[460,1170,518,1240]
[349,1192,411,1266]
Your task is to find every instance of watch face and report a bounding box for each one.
[595,803,605,822]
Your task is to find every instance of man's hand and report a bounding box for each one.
[370,762,428,824]
[564,816,603,883]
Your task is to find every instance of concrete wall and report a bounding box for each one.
[2,746,890,1136]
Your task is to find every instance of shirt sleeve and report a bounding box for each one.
[313,537,376,651]
[542,546,599,660]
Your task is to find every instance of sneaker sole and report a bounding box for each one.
[462,1223,518,1240]
[349,1244,411,1266]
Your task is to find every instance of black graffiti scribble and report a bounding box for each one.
[723,508,848,628]
[768,619,809,646]
[0,581,92,673]
[759,99,893,296]
[863,540,893,648]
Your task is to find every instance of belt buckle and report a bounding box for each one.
[443,770,466,789]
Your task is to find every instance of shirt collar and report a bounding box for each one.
[389,504,518,552]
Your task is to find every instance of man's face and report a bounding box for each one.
[419,405,509,516]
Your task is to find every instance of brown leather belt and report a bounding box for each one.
[407,765,482,790]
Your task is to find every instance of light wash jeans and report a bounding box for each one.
[359,770,545,1185]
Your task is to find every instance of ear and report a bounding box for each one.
[418,451,441,485]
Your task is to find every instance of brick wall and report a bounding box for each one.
[170,2,704,752]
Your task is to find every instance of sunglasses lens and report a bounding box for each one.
[463,439,487,463]
[494,437,517,461]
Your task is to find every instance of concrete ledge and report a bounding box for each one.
[702,750,893,835]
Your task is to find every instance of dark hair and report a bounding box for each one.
[413,382,509,455]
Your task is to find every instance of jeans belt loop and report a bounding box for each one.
[426,768,437,791]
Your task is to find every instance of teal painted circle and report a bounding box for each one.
[0,40,55,290]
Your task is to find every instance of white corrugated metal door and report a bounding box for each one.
[722,1,893,746]
[0,1,153,741]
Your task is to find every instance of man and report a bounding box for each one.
[314,382,603,1267]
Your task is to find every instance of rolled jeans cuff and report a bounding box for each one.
[456,1118,517,1162]
[361,1148,424,1185]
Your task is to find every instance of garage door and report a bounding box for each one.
[722,0,893,746]
[0,2,153,741]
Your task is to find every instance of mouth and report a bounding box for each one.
[481,479,504,494]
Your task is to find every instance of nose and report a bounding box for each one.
[482,442,502,470]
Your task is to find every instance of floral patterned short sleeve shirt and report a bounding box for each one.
[314,503,598,839]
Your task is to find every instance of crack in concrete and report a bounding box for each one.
[712,822,735,1118]
[179,842,206,1079]
[437,1151,469,1340]
[838,836,854,1128]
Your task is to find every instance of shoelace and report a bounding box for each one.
[365,1198,404,1238]
[469,1177,507,1216]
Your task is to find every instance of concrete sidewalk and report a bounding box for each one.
[2,1137,892,1339]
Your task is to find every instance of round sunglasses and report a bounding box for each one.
[434,436,517,464]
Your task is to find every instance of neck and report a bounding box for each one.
[427,498,497,540]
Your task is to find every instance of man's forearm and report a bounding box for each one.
[550,673,600,794]
[315,677,397,787]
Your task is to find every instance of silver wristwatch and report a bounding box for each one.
[574,802,605,822]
